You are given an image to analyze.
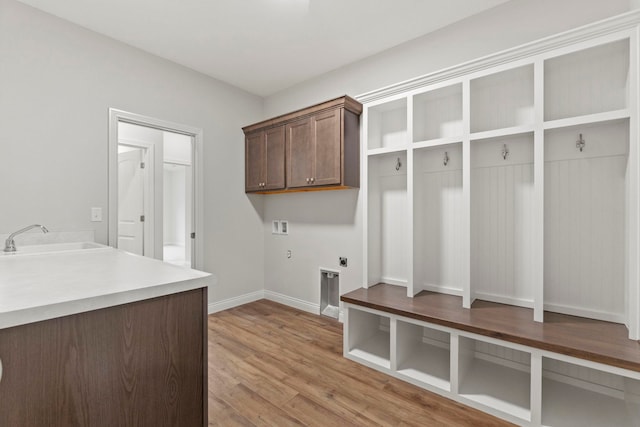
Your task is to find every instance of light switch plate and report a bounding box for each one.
[91,207,102,222]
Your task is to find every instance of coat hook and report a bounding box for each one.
[501,144,509,160]
[576,133,585,152]
[395,157,402,171]
[443,151,449,166]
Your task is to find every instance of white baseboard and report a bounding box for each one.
[208,290,265,314]
[264,290,320,315]
[207,289,343,322]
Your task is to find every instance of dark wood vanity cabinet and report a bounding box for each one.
[0,289,207,427]
[243,95,362,194]
[245,125,285,192]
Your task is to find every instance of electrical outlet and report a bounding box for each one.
[287,250,292,259]
[339,257,347,267]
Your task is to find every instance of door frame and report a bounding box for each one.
[108,108,205,269]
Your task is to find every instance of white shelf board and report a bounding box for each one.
[470,124,535,141]
[397,342,451,391]
[459,358,531,421]
[349,330,391,369]
[367,146,408,157]
[543,109,630,130]
[542,378,635,427]
[413,136,463,150]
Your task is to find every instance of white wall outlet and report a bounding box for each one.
[272,220,280,234]
[91,207,102,222]
[287,250,292,259]
[280,220,289,235]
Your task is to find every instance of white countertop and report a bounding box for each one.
[0,246,212,329]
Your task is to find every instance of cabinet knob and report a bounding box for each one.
[310,177,315,183]
[306,178,310,183]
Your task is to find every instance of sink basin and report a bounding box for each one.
[0,241,110,256]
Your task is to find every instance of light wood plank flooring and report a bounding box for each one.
[208,299,512,426]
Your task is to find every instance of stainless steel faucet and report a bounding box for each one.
[4,224,49,252]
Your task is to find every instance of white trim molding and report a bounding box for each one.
[356,10,640,104]
[208,290,265,314]
[264,290,320,315]
[108,108,205,270]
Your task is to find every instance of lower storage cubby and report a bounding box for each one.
[541,358,640,427]
[395,320,451,391]
[346,308,391,369]
[457,336,531,421]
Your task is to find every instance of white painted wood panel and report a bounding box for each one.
[414,145,464,295]
[544,39,630,121]
[471,135,535,306]
[413,84,463,142]
[367,153,409,286]
[544,155,626,322]
[367,98,408,150]
[471,65,534,133]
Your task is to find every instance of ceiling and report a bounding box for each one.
[17,0,511,96]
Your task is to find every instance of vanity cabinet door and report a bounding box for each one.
[0,289,207,427]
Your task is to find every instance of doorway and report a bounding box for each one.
[108,109,204,269]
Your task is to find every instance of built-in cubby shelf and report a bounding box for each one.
[458,336,531,421]
[346,308,391,369]
[470,64,534,134]
[367,98,408,151]
[544,39,630,122]
[395,319,451,391]
[541,357,640,427]
[356,11,640,425]
[361,10,640,335]
[413,83,463,143]
[343,285,640,427]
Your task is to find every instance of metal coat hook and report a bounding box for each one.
[501,144,509,160]
[443,151,449,166]
[576,133,585,152]
[395,157,402,171]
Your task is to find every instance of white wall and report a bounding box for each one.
[0,0,265,304]
[261,0,632,309]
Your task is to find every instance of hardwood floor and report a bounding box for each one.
[207,299,512,426]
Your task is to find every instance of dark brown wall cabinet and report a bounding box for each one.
[245,125,285,191]
[243,95,362,194]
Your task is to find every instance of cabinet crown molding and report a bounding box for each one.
[242,95,362,134]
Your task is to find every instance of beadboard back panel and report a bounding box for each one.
[414,145,464,295]
[368,153,409,287]
[471,135,535,306]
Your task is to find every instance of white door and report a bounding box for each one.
[118,147,145,255]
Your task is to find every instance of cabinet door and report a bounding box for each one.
[245,131,264,192]
[311,108,341,186]
[0,289,206,427]
[286,118,313,188]
[264,126,285,190]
